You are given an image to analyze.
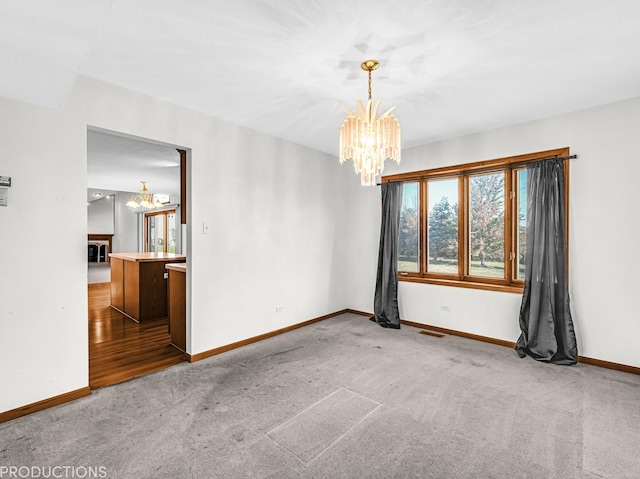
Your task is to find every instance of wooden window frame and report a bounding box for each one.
[385,147,570,294]
[144,209,177,253]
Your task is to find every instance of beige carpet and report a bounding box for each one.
[2,313,639,478]
[88,263,110,284]
[267,387,382,463]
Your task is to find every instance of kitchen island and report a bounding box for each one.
[109,252,186,323]
[165,262,187,352]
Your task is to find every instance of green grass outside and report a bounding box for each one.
[398,257,519,279]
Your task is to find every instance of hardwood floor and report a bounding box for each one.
[89,282,185,389]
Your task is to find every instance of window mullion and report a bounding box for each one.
[420,180,427,276]
[163,212,168,253]
[461,176,469,279]
[504,170,513,284]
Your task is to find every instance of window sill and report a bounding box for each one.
[398,275,523,294]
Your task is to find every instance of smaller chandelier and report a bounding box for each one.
[339,59,401,186]
[126,181,162,209]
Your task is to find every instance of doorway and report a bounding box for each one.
[87,128,189,389]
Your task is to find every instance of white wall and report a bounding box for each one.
[345,97,640,368]
[0,96,88,413]
[0,76,349,414]
[188,121,350,353]
[112,192,139,253]
[87,196,114,234]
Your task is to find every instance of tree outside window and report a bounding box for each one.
[398,182,419,272]
[389,147,570,293]
[468,173,505,278]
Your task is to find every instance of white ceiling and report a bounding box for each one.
[3,0,640,160]
[87,130,181,201]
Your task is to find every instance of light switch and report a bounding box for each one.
[203,222,211,235]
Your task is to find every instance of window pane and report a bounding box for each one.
[469,173,505,278]
[167,212,177,253]
[155,215,165,252]
[147,216,156,252]
[398,182,419,272]
[517,169,527,280]
[427,178,458,274]
[146,214,165,252]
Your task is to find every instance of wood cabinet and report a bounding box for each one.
[110,256,124,311]
[166,263,187,352]
[109,252,186,323]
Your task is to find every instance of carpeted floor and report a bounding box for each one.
[88,263,110,284]
[2,313,639,478]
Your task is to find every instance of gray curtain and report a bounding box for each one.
[516,158,578,365]
[371,182,403,329]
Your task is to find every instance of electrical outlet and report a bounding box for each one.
[440,305,450,312]
[275,305,284,313]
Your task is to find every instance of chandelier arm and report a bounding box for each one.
[127,180,161,209]
[356,100,366,120]
[380,105,397,118]
[371,99,381,122]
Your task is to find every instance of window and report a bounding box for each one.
[398,182,420,273]
[389,148,570,293]
[427,178,458,274]
[468,172,505,278]
[145,209,177,253]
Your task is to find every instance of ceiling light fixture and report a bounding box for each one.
[126,181,162,209]
[339,59,401,186]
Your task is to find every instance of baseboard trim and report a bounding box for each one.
[0,387,91,424]
[187,309,356,363]
[399,318,640,375]
[344,309,372,317]
[577,355,640,375]
[401,319,517,348]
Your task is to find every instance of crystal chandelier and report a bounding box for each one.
[126,181,162,209]
[339,59,401,186]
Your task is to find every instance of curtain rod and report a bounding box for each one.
[377,154,577,185]
[508,154,577,170]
